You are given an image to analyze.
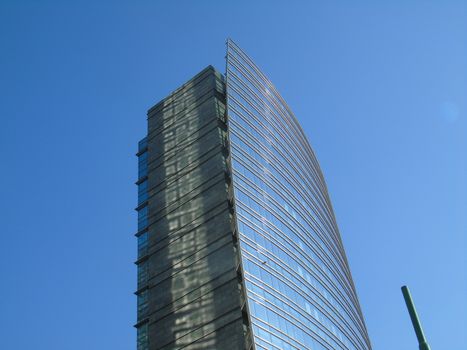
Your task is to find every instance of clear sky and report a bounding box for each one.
[0,1,465,349]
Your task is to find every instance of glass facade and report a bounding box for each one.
[136,67,251,350]
[226,39,372,350]
[136,136,149,350]
[135,42,371,350]
[137,324,148,350]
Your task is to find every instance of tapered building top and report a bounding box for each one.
[135,40,372,350]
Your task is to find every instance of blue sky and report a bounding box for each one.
[0,1,465,349]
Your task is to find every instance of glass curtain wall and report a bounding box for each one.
[136,137,149,350]
[226,39,372,350]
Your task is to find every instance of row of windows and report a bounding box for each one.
[229,115,350,282]
[227,45,340,253]
[138,151,148,179]
[138,137,148,153]
[138,180,148,204]
[251,313,329,350]
[137,150,149,246]
[250,297,347,350]
[228,105,365,332]
[138,231,148,259]
[234,179,363,328]
[243,254,360,350]
[229,127,350,284]
[227,71,331,215]
[137,323,148,350]
[238,219,366,348]
[230,119,365,348]
[233,164,365,329]
[137,260,148,289]
[227,42,321,171]
[137,290,148,316]
[226,40,370,350]
[232,162,348,290]
[136,142,149,350]
[137,206,148,232]
[227,47,349,269]
[227,52,331,205]
[228,101,339,242]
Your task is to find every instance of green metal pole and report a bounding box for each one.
[401,285,431,350]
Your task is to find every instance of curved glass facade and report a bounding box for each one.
[226,40,372,350]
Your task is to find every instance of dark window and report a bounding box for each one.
[138,231,148,258]
[137,206,148,231]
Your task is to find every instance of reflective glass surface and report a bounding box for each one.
[137,290,148,316]
[137,231,148,258]
[137,259,148,289]
[136,323,148,350]
[136,138,149,350]
[226,40,371,350]
[137,206,148,231]
[138,137,148,153]
[138,180,148,205]
[138,151,148,179]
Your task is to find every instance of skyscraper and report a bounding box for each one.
[135,40,372,350]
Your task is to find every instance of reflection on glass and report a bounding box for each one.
[136,323,148,350]
[138,180,148,204]
[138,151,148,179]
[137,231,148,258]
[226,39,372,350]
[137,206,148,231]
